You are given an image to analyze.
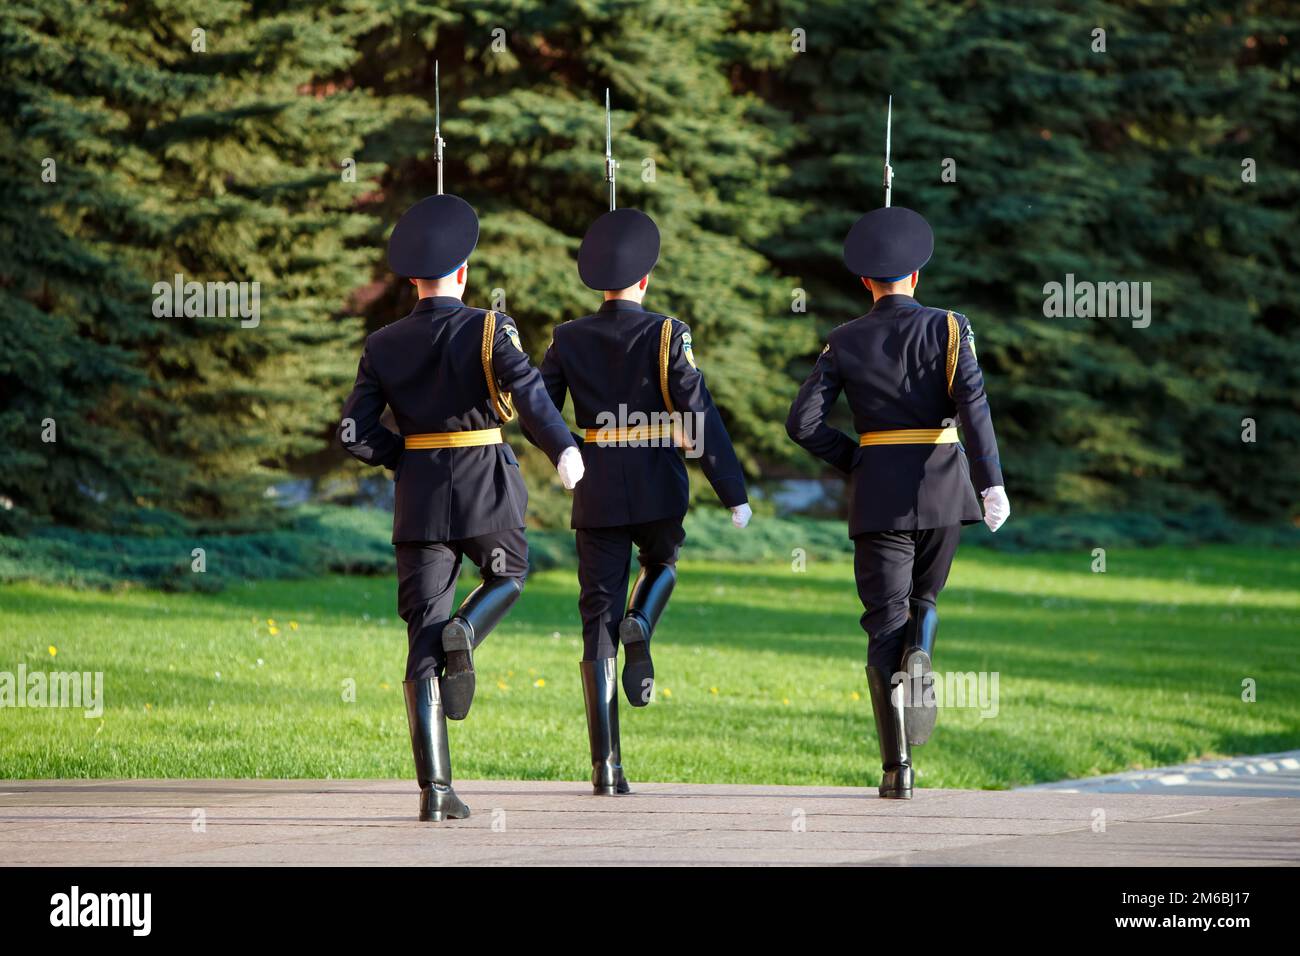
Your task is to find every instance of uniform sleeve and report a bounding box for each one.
[785,342,857,477]
[529,337,584,448]
[492,316,577,466]
[338,344,403,470]
[951,315,1004,491]
[665,320,748,508]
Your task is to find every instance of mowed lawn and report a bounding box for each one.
[1,545,1296,790]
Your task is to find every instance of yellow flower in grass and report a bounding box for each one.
[783,697,790,706]
[533,678,546,688]
[269,626,280,636]
[661,687,672,699]
[289,621,299,632]
[710,687,719,696]
[267,618,276,627]
[48,645,57,657]
[497,680,510,691]
[850,691,861,702]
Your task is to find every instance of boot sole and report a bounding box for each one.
[619,617,654,707]
[592,764,631,796]
[420,806,472,821]
[419,792,471,822]
[878,790,913,800]
[900,648,937,745]
[441,620,475,720]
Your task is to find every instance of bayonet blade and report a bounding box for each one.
[883,94,893,208]
[434,60,445,195]
[605,88,616,211]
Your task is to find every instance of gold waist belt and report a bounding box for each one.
[404,428,503,449]
[858,427,959,447]
[582,423,676,444]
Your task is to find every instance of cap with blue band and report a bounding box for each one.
[387,194,480,280]
[842,206,934,279]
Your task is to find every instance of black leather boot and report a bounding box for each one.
[441,576,523,720]
[617,564,675,707]
[866,665,913,799]
[580,659,631,795]
[899,602,939,745]
[402,677,470,821]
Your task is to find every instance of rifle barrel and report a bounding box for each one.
[605,88,616,210]
[883,95,893,208]
[435,60,445,195]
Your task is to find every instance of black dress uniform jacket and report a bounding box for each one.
[532,300,748,529]
[786,294,1003,536]
[339,296,576,543]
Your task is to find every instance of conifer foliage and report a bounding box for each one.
[770,0,1298,518]
[2,1,1295,533]
[0,1,384,530]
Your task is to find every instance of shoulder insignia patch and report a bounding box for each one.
[503,325,524,352]
[682,331,697,369]
[966,323,977,362]
[820,343,830,356]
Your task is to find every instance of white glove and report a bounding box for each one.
[557,447,585,490]
[981,485,1010,533]
[730,503,752,529]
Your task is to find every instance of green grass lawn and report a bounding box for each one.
[1,545,1296,789]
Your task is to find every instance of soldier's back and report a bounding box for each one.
[367,301,499,435]
[550,302,690,528]
[830,297,960,434]
[554,306,673,425]
[364,298,527,542]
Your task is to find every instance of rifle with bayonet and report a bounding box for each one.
[604,88,617,211]
[883,94,893,208]
[434,60,445,195]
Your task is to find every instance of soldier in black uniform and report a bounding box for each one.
[786,205,1010,800]
[525,207,752,795]
[338,193,585,821]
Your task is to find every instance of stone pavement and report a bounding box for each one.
[1018,751,1300,799]
[2,778,1297,866]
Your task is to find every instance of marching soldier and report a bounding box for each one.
[525,205,752,795]
[785,204,1010,799]
[338,191,585,822]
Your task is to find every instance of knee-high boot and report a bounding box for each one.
[866,665,913,799]
[402,677,470,821]
[440,576,524,720]
[618,564,675,707]
[899,602,939,745]
[580,659,631,795]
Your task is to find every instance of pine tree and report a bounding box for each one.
[4,0,1294,534]
[345,1,808,509]
[767,0,1299,519]
[0,0,387,530]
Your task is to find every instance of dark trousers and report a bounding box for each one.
[574,516,685,660]
[395,528,529,680]
[853,524,961,670]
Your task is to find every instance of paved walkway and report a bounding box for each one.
[3,779,1297,865]
[1018,750,1300,798]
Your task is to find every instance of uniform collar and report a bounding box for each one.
[598,298,645,313]
[412,295,465,313]
[868,293,917,314]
